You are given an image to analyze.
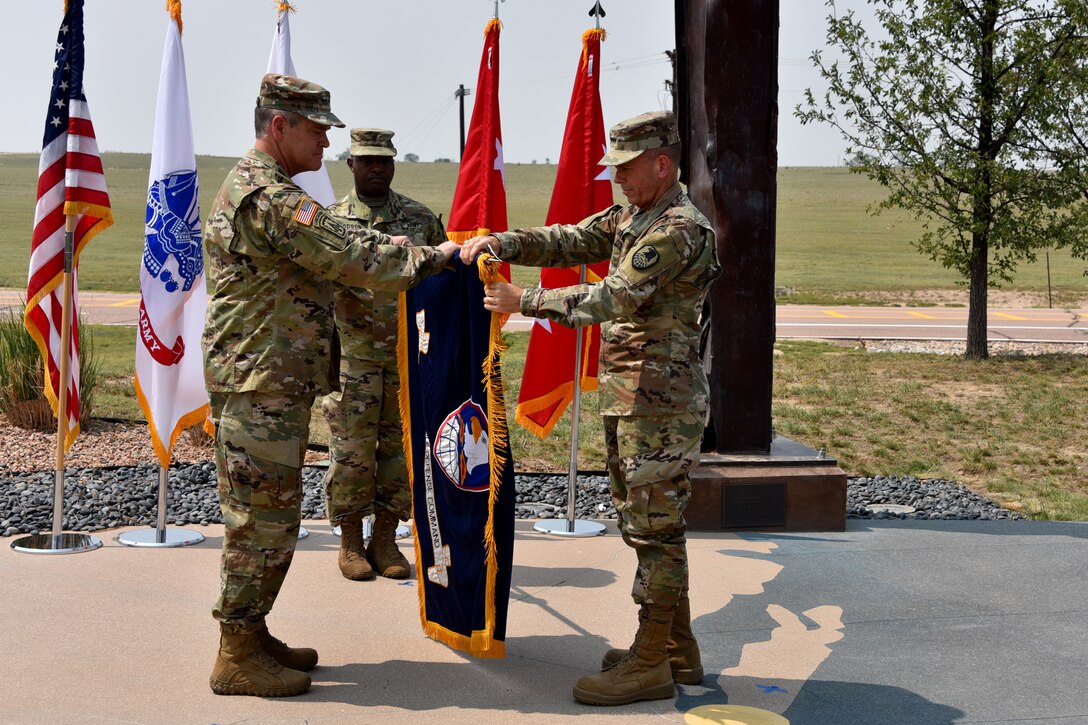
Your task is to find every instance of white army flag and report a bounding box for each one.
[135,8,210,467]
[267,3,337,206]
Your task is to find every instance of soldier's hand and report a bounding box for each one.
[459,234,498,264]
[436,241,461,270]
[388,235,414,247]
[483,282,523,314]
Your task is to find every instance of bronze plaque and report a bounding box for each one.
[721,482,786,528]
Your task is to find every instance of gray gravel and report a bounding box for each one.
[0,462,1023,536]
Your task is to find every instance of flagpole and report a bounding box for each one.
[52,216,76,543]
[533,5,608,538]
[12,215,102,554]
[534,263,605,538]
[117,464,204,547]
[118,1,204,549]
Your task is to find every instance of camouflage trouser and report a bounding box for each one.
[604,411,705,611]
[209,390,313,632]
[322,358,410,523]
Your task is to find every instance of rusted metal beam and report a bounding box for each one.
[676,0,779,453]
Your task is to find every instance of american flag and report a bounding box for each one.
[24,0,113,452]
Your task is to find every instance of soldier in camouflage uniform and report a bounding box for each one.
[460,111,720,706]
[202,74,459,698]
[324,128,447,581]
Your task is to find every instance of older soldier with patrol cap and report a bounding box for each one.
[203,74,459,698]
[461,110,720,706]
[324,128,446,582]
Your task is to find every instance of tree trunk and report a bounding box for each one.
[965,231,989,358]
[966,0,999,360]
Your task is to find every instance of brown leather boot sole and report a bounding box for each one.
[368,552,409,579]
[339,564,375,581]
[572,680,675,706]
[209,668,311,697]
[600,649,704,685]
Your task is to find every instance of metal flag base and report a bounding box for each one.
[117,527,204,548]
[10,533,103,555]
[298,526,310,540]
[533,518,606,537]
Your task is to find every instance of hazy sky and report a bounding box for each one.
[3,1,862,166]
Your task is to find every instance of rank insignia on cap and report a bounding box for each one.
[631,245,660,270]
[293,198,318,226]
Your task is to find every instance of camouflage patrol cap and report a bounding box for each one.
[598,110,680,166]
[257,73,345,128]
[350,128,397,157]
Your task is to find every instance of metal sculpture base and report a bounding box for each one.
[10,533,103,554]
[533,519,606,537]
[117,528,204,548]
[298,526,310,540]
[332,520,411,539]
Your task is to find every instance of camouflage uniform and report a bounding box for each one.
[203,78,449,633]
[492,114,720,612]
[323,185,446,523]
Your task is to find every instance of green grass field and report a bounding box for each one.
[2,153,1085,297]
[82,326,1087,521]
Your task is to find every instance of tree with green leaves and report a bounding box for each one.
[797,0,1088,358]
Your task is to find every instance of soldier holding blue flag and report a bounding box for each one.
[461,110,720,706]
[202,74,460,698]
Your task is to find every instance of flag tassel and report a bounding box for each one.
[166,0,182,34]
[477,254,511,657]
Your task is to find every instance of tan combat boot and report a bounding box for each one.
[367,509,410,579]
[209,626,311,697]
[338,518,375,581]
[600,596,703,685]
[255,621,318,672]
[573,606,675,706]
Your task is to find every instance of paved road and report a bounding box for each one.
[777,304,1088,344]
[3,290,1087,342]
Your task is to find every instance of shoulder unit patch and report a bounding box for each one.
[315,210,347,238]
[631,245,661,270]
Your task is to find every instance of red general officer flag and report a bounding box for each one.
[25,0,113,452]
[447,18,510,281]
[514,28,613,438]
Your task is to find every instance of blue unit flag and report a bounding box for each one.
[398,257,516,658]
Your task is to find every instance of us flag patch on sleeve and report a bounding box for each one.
[293,198,318,226]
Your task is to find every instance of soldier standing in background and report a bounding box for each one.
[460,111,720,707]
[202,75,459,698]
[324,128,447,581]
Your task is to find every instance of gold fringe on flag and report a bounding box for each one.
[582,27,606,66]
[276,1,297,13]
[476,252,511,658]
[166,0,182,35]
[484,17,502,35]
[395,291,428,631]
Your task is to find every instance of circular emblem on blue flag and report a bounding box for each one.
[144,170,202,293]
[433,399,491,492]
